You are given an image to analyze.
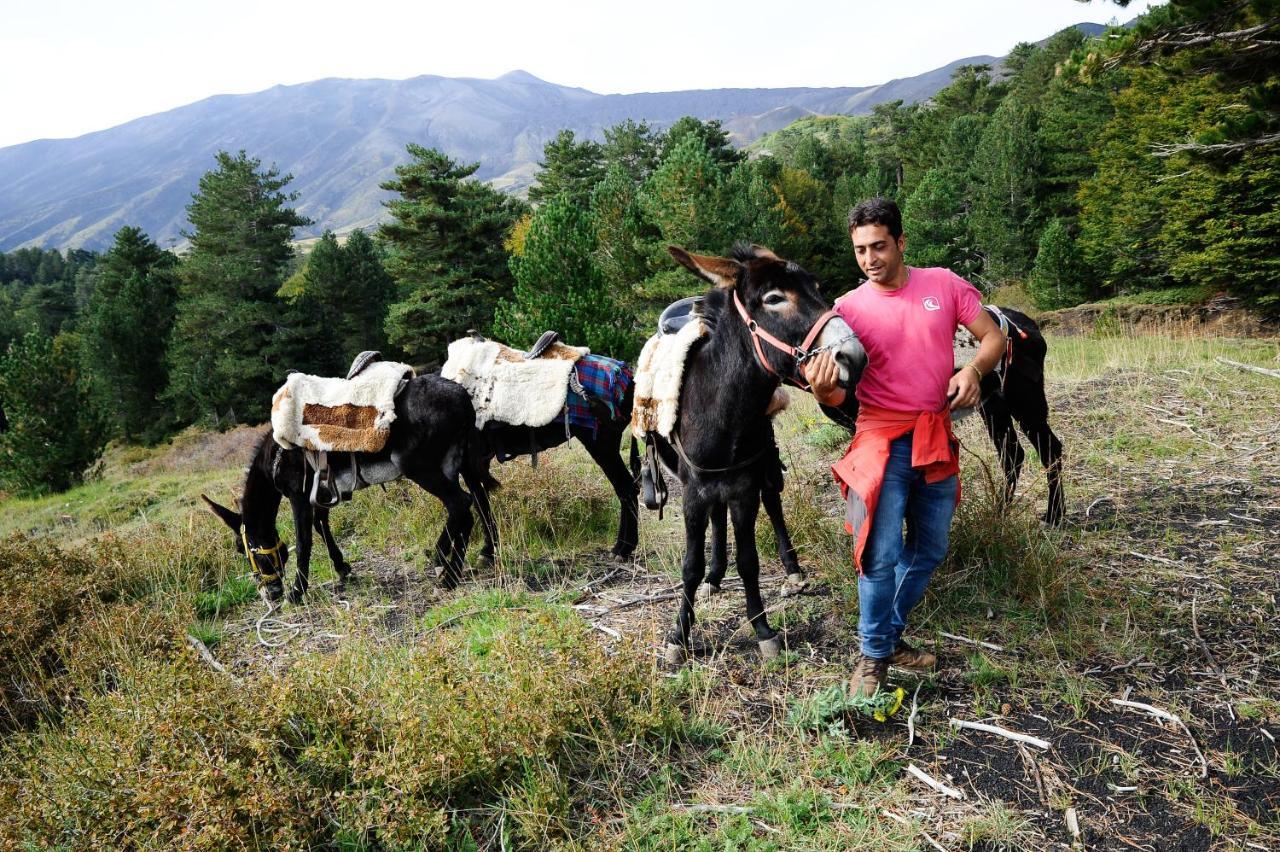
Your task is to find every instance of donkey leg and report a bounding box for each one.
[1018,416,1066,526]
[583,433,640,560]
[404,450,476,591]
[731,497,780,661]
[762,486,805,591]
[980,397,1024,509]
[312,508,351,580]
[462,458,499,568]
[699,501,729,600]
[666,494,710,664]
[287,497,314,604]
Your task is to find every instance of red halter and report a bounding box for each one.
[732,290,844,392]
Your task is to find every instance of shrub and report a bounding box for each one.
[0,609,672,850]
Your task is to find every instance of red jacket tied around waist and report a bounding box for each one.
[830,403,961,572]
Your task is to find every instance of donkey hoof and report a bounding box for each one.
[286,589,305,606]
[780,573,808,597]
[758,636,783,661]
[695,583,721,601]
[475,552,495,570]
[664,643,688,666]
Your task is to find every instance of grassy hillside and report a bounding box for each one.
[1,329,1277,849]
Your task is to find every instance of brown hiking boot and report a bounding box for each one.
[850,654,890,699]
[888,640,937,672]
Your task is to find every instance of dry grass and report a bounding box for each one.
[1,326,1277,849]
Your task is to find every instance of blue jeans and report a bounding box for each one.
[858,433,958,659]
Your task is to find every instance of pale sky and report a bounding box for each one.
[1,0,1161,149]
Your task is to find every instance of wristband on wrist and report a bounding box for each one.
[967,362,983,381]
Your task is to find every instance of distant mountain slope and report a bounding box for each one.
[0,24,1110,251]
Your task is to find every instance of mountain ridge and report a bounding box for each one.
[0,23,1114,252]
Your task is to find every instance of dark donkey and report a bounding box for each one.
[817,305,1065,525]
[202,373,492,603]
[463,357,640,568]
[653,244,866,664]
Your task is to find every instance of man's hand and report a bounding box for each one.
[947,364,982,410]
[805,351,846,407]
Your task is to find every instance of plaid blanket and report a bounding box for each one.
[560,355,632,436]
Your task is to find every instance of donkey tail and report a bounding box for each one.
[629,435,641,481]
[463,431,501,493]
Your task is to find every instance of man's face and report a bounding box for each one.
[850,223,906,285]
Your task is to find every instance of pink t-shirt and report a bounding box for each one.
[834,267,983,413]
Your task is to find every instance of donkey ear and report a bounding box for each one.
[201,494,242,532]
[667,246,741,289]
[749,244,783,262]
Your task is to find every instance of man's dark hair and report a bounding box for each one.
[847,197,903,240]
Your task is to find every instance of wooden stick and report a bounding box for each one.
[1191,593,1229,691]
[1065,807,1082,849]
[1216,357,1280,380]
[906,682,921,751]
[905,763,965,800]
[674,804,752,814]
[950,718,1051,750]
[1110,699,1209,778]
[1127,550,1182,567]
[590,622,622,640]
[882,810,947,852]
[939,631,1005,652]
[186,634,230,675]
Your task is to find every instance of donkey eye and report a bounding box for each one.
[763,291,788,307]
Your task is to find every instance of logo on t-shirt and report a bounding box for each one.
[922,296,941,312]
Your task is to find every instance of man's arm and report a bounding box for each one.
[947,309,1004,409]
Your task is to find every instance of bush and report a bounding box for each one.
[0,608,672,850]
[0,331,107,495]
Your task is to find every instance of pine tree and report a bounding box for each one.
[165,150,312,425]
[494,198,633,358]
[379,145,528,362]
[0,331,107,495]
[640,133,727,252]
[527,130,605,207]
[602,119,661,185]
[970,98,1042,281]
[660,117,744,175]
[80,226,178,442]
[1028,219,1089,309]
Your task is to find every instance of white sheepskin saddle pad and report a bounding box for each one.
[271,360,414,453]
[630,318,709,440]
[442,337,589,429]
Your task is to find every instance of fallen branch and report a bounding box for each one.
[906,682,921,752]
[1216,357,1280,380]
[673,803,752,815]
[882,809,948,852]
[905,763,964,800]
[1065,807,1083,849]
[590,622,622,640]
[939,631,1005,652]
[1127,550,1182,567]
[186,634,231,676]
[1110,699,1209,779]
[606,591,680,612]
[1191,593,1229,691]
[950,718,1050,750]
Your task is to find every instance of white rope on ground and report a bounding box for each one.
[256,603,303,648]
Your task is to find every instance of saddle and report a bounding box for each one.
[442,332,589,429]
[271,351,414,507]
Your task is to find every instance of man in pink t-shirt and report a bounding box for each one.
[808,197,1005,700]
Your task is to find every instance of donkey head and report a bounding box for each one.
[668,244,866,388]
[200,494,288,603]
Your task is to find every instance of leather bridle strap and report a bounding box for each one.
[731,290,843,391]
[241,528,285,584]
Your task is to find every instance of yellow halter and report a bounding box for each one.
[241,528,286,584]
